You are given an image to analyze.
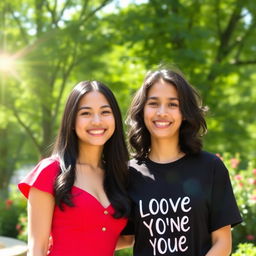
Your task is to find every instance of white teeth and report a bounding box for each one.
[154,121,170,127]
[88,129,105,135]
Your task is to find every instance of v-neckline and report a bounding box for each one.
[73,186,111,209]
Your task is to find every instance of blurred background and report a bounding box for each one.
[0,0,255,255]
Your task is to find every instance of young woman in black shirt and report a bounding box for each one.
[118,68,242,256]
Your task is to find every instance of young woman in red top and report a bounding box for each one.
[19,81,130,256]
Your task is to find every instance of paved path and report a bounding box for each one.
[0,236,27,256]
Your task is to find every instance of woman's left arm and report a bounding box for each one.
[205,225,232,256]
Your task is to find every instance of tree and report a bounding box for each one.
[103,0,256,158]
[0,0,114,197]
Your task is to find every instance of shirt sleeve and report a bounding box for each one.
[18,157,60,198]
[209,157,242,232]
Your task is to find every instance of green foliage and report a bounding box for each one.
[0,200,19,237]
[232,243,256,256]
[0,186,26,237]
[104,0,256,159]
[0,112,32,198]
[16,213,28,242]
[0,0,116,199]
[115,248,132,256]
[0,0,116,158]
[222,153,256,247]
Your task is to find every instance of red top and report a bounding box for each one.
[18,158,127,256]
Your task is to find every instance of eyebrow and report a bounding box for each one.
[77,105,111,111]
[147,96,179,101]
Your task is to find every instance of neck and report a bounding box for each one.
[77,144,103,168]
[149,137,184,163]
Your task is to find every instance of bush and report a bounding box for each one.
[0,199,19,237]
[115,248,132,256]
[17,213,28,242]
[232,243,256,255]
[219,153,256,249]
[0,185,26,238]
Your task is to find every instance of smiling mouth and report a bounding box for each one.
[153,121,171,128]
[87,129,106,135]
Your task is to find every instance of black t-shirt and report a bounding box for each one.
[122,151,242,256]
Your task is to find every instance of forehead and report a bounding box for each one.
[147,80,178,99]
[78,91,110,107]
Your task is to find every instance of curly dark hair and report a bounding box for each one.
[127,68,207,160]
[52,81,130,218]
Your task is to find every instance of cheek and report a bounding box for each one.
[143,108,154,125]
[74,118,79,131]
[75,117,86,132]
[75,118,81,127]
[110,121,115,133]
[108,117,115,132]
[176,110,183,121]
[143,107,151,120]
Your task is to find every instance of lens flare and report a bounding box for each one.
[0,54,15,72]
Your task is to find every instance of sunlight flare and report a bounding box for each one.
[0,53,15,72]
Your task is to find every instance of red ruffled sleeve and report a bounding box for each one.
[18,157,60,198]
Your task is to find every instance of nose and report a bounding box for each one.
[91,114,101,125]
[157,105,167,116]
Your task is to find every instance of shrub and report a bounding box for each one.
[0,199,19,237]
[232,243,256,255]
[219,153,256,249]
[115,248,132,256]
[17,213,28,242]
[0,185,26,238]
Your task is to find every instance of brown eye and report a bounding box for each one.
[169,102,179,107]
[81,111,90,116]
[102,110,112,115]
[147,101,158,106]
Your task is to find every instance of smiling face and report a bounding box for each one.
[143,79,183,143]
[75,91,115,149]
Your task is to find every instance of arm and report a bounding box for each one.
[205,225,232,256]
[27,187,55,256]
[116,235,135,250]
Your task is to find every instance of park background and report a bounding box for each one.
[0,0,255,255]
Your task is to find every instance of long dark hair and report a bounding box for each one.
[127,68,207,160]
[52,81,130,218]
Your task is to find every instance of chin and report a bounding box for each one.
[152,133,177,140]
[83,139,109,147]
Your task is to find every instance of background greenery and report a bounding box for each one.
[0,0,255,255]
